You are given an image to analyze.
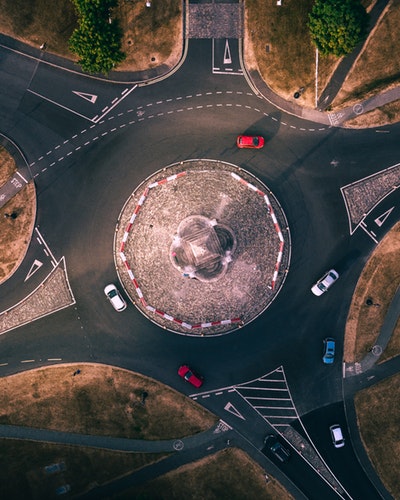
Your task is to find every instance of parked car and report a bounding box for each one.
[178,364,204,388]
[322,337,336,364]
[104,284,127,312]
[236,135,265,149]
[330,424,345,448]
[311,269,339,296]
[263,434,291,463]
[55,484,71,496]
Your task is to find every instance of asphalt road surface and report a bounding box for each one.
[1,35,399,499]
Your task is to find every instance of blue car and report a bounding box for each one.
[323,338,336,364]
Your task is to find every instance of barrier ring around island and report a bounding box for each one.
[114,159,291,336]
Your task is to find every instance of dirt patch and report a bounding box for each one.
[344,221,400,363]
[0,146,36,284]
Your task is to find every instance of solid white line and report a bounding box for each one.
[35,227,57,264]
[16,171,28,184]
[26,89,94,122]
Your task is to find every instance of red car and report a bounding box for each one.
[236,135,265,149]
[178,365,204,388]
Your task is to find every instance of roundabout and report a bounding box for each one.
[115,159,291,335]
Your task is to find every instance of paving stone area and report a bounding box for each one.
[0,259,75,335]
[341,163,400,229]
[283,426,344,495]
[188,3,244,39]
[115,160,291,335]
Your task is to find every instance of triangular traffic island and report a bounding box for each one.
[115,160,291,336]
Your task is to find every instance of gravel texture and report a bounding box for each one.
[188,3,243,39]
[115,160,291,335]
[0,259,75,335]
[341,163,400,229]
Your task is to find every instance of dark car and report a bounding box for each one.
[263,434,291,463]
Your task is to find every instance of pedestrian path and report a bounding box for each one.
[317,0,391,110]
[344,284,400,378]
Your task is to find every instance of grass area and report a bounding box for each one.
[116,0,182,72]
[0,364,217,439]
[244,0,400,124]
[0,439,167,500]
[0,147,36,284]
[0,0,182,71]
[344,221,400,363]
[355,373,400,499]
[0,364,292,499]
[0,0,77,56]
[122,448,293,500]
[333,0,400,109]
[245,0,325,108]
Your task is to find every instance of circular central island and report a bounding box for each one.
[115,159,291,336]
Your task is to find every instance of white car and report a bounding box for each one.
[104,284,127,312]
[330,424,345,448]
[311,269,339,296]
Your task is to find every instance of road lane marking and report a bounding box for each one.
[24,259,43,282]
[72,91,98,103]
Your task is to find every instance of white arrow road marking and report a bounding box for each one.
[223,40,232,64]
[224,402,245,420]
[374,207,394,227]
[24,259,43,282]
[72,91,98,103]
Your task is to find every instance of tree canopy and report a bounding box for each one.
[69,0,125,74]
[308,0,369,57]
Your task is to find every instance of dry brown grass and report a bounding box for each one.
[122,447,293,500]
[333,0,400,110]
[0,363,217,439]
[0,365,294,499]
[0,0,182,71]
[1,439,167,500]
[0,147,36,284]
[355,374,400,499]
[116,0,182,72]
[344,221,400,363]
[245,0,400,124]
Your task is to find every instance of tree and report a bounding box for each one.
[69,0,125,74]
[308,0,369,57]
